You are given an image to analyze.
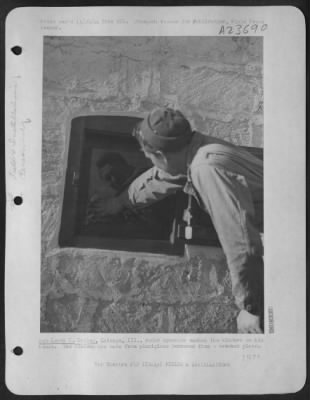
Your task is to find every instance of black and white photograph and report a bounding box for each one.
[4,6,306,395]
[41,36,264,334]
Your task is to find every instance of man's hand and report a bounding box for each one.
[90,195,125,217]
[237,309,262,333]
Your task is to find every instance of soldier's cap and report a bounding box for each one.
[137,107,193,152]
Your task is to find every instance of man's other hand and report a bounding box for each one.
[91,196,124,217]
[237,309,262,333]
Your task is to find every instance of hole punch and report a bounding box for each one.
[11,46,22,55]
[14,196,23,205]
[13,346,23,356]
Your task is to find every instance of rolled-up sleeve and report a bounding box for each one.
[127,167,186,207]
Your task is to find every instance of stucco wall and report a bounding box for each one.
[41,36,263,332]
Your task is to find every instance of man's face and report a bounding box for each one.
[97,164,118,197]
[143,150,168,172]
[143,149,185,176]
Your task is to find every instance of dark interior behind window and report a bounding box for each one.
[59,115,262,255]
[59,115,185,255]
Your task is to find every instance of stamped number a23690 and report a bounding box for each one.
[219,24,268,35]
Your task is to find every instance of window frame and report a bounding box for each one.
[59,113,185,256]
[58,113,263,256]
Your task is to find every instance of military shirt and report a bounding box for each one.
[127,132,264,317]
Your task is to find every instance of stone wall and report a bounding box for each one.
[41,36,263,332]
